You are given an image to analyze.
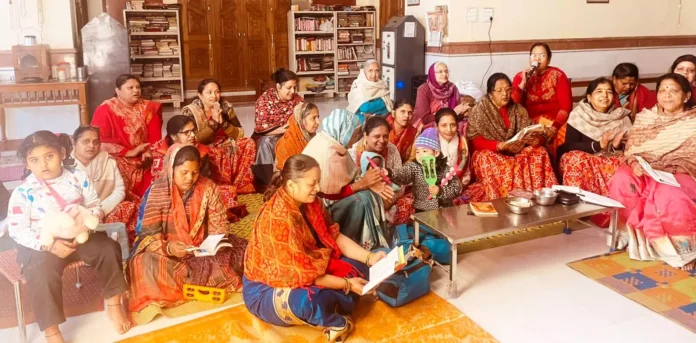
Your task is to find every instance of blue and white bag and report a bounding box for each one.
[376,246,433,307]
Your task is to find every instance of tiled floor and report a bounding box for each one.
[2,99,695,342]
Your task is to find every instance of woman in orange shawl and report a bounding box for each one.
[243,154,386,342]
[91,74,162,197]
[127,144,247,320]
[387,99,417,163]
[275,102,320,170]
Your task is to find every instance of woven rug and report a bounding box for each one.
[229,193,264,238]
[568,252,696,333]
[120,291,497,343]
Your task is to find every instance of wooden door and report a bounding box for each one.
[379,0,404,30]
[182,0,215,91]
[243,0,271,88]
[269,0,291,72]
[214,0,247,89]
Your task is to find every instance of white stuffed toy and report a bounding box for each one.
[39,204,99,247]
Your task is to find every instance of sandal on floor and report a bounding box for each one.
[323,317,355,343]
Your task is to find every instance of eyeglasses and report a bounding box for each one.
[530,53,547,58]
[179,129,198,136]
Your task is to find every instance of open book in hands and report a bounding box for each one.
[504,124,546,145]
[361,246,407,295]
[634,156,680,188]
[184,234,233,257]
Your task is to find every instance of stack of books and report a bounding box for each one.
[167,16,178,32]
[130,63,144,76]
[128,15,172,32]
[172,63,181,77]
[156,40,173,56]
[143,64,154,77]
[129,0,145,10]
[153,62,164,77]
[162,63,173,77]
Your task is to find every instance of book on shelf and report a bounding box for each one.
[469,202,498,217]
[295,17,333,32]
[295,37,334,52]
[337,46,358,61]
[296,56,334,72]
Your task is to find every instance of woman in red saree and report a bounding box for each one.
[243,154,386,342]
[609,73,696,270]
[669,54,696,96]
[558,78,632,196]
[611,63,656,119]
[275,102,320,170]
[252,69,305,187]
[127,144,247,321]
[467,73,557,202]
[91,74,162,197]
[412,62,470,130]
[150,115,241,211]
[181,79,256,195]
[512,43,572,159]
[386,99,417,163]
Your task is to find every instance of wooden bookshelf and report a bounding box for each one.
[124,9,184,108]
[287,10,377,97]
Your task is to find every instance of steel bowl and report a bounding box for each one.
[504,197,534,214]
[533,188,558,206]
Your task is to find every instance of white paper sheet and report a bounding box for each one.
[635,156,680,188]
[362,247,404,295]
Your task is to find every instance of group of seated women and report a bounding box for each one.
[2,43,696,343]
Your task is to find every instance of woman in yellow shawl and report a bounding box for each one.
[127,144,247,322]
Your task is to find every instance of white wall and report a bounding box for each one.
[0,0,75,50]
[406,0,696,43]
[427,46,696,94]
[0,0,78,140]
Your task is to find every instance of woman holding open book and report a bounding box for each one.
[466,73,557,202]
[243,154,386,342]
[557,77,632,196]
[127,144,247,320]
[609,73,696,270]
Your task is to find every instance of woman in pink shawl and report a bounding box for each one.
[412,62,470,130]
[609,73,696,270]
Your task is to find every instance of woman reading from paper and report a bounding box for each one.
[127,144,247,321]
[609,73,696,270]
[243,154,386,342]
[467,73,557,201]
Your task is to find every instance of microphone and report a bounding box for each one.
[527,61,540,78]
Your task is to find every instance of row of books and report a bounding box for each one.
[338,46,377,61]
[294,17,333,32]
[336,13,374,28]
[129,39,179,56]
[295,38,334,52]
[337,62,360,76]
[295,56,334,72]
[141,84,182,101]
[128,15,177,33]
[130,62,181,78]
[128,0,179,10]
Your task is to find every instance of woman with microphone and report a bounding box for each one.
[511,43,572,160]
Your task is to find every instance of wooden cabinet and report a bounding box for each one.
[182,0,285,92]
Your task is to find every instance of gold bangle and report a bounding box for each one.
[365,252,373,267]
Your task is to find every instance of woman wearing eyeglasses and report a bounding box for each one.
[467,73,557,201]
[512,43,572,160]
[180,79,257,195]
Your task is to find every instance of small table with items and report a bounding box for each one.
[411,198,619,299]
[0,79,89,140]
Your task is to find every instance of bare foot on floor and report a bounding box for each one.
[107,302,132,334]
[680,260,696,271]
